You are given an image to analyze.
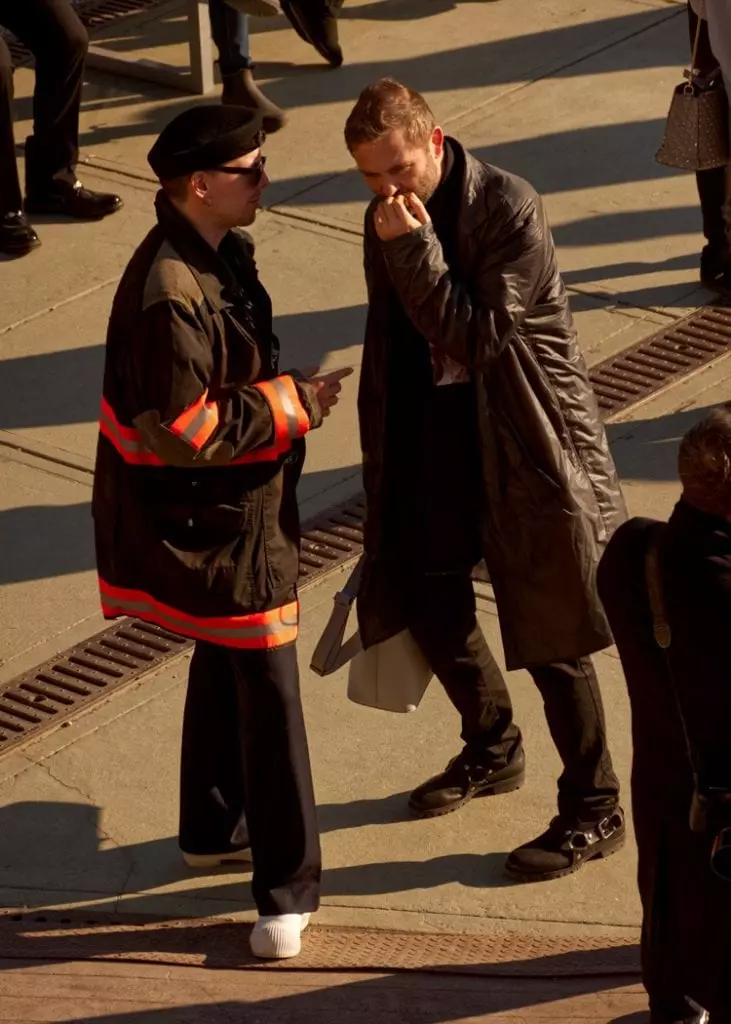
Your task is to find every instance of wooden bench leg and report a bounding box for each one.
[86,0,216,96]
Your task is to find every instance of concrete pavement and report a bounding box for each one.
[0,958,649,1023]
[0,0,726,1018]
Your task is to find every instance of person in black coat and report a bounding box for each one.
[0,0,123,258]
[597,403,731,1024]
[686,0,730,288]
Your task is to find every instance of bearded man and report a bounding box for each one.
[344,78,628,882]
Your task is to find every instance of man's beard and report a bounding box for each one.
[412,155,442,203]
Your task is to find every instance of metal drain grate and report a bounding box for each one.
[5,304,731,758]
[589,303,731,419]
[0,493,365,759]
[2,0,165,66]
[0,620,188,757]
[299,492,365,581]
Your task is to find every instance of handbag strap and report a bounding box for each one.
[689,0,705,74]
[337,554,364,606]
[309,555,364,676]
[644,524,697,776]
[645,524,672,649]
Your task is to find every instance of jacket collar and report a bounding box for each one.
[154,190,241,312]
[669,497,731,543]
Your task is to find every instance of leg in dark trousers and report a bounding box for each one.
[0,35,21,215]
[179,640,321,916]
[406,572,520,758]
[0,0,88,196]
[208,0,285,130]
[529,658,620,821]
[687,1,729,269]
[209,0,251,74]
[179,641,246,853]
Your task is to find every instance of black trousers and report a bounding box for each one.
[403,572,619,822]
[0,0,87,214]
[179,640,321,916]
[688,0,728,254]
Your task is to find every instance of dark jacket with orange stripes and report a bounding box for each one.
[91,192,322,649]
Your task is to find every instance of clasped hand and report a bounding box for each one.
[373,192,430,241]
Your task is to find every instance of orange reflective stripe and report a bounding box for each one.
[99,377,310,470]
[278,374,311,437]
[255,375,311,449]
[169,390,220,451]
[99,578,299,649]
[99,397,164,467]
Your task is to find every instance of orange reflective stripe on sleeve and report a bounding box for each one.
[255,375,311,450]
[99,397,165,466]
[168,390,220,451]
[98,578,299,649]
[99,376,311,470]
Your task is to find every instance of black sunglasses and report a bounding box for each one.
[215,156,267,184]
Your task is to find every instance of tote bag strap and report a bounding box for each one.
[310,555,364,676]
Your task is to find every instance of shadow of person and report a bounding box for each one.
[606,403,720,484]
[317,791,414,832]
[322,852,517,897]
[0,801,185,902]
[0,791,457,918]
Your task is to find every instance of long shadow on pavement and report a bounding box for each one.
[0,800,517,917]
[607,403,722,484]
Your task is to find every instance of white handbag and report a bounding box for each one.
[310,557,433,713]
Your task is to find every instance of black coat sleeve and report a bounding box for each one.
[121,299,321,467]
[376,194,546,371]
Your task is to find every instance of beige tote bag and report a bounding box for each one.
[310,557,433,713]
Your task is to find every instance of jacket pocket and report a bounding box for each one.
[498,410,562,501]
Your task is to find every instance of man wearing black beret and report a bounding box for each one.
[93,105,351,959]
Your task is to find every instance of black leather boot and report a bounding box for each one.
[506,808,626,882]
[408,744,526,818]
[221,69,286,133]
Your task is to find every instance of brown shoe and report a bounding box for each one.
[221,68,286,133]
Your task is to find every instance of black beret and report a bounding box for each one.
[148,105,266,179]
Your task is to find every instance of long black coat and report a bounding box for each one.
[597,502,731,1023]
[357,139,627,670]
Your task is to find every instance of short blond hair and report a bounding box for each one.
[344,78,436,153]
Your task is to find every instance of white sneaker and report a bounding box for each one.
[250,913,310,959]
[182,847,253,869]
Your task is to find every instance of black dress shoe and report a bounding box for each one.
[282,0,343,67]
[25,181,123,221]
[505,808,626,883]
[0,211,41,257]
[408,744,526,818]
